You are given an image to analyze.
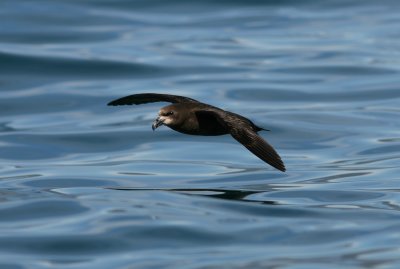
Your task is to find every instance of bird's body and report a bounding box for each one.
[108,93,286,172]
[159,103,226,136]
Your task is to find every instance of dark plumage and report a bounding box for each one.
[108,93,286,172]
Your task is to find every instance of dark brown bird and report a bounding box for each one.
[108,93,285,172]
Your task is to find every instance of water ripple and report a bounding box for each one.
[227,87,400,102]
[0,51,167,78]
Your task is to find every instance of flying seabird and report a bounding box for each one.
[108,93,286,172]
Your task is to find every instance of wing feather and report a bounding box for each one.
[195,110,286,171]
[108,93,199,106]
[231,128,286,172]
[231,131,286,172]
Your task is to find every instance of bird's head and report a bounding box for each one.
[152,104,182,131]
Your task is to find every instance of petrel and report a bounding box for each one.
[108,93,285,172]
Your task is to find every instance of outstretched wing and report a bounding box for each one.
[230,128,286,172]
[197,110,286,172]
[108,93,200,106]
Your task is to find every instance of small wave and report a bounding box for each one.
[0,51,168,79]
[227,87,400,102]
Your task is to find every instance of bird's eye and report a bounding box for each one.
[166,111,174,116]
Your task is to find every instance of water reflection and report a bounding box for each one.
[108,187,279,205]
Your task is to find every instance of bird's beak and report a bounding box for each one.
[152,116,164,131]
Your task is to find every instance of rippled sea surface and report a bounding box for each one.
[1,0,400,268]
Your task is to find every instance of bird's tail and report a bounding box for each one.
[255,126,270,132]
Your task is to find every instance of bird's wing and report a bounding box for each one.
[197,110,286,172]
[230,127,286,172]
[108,93,200,106]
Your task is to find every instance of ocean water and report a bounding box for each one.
[1,0,400,268]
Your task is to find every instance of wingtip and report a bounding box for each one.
[107,100,122,106]
[273,162,286,172]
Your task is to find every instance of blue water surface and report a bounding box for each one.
[1,0,400,268]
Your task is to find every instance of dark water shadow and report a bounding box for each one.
[106,187,279,205]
